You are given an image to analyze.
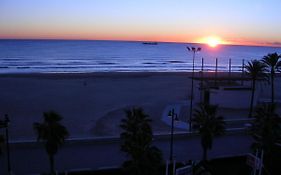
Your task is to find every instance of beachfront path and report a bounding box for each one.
[0,132,252,174]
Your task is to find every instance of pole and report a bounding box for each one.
[189,51,195,132]
[187,47,201,132]
[215,58,218,86]
[200,57,204,103]
[228,58,232,84]
[201,57,204,73]
[5,115,11,175]
[229,58,231,76]
[169,109,175,175]
[253,150,259,175]
[258,150,264,175]
[173,160,176,175]
[169,109,174,161]
[241,59,245,85]
[165,160,169,175]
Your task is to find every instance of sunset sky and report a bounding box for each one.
[0,0,281,46]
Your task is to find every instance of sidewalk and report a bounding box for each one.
[0,132,252,174]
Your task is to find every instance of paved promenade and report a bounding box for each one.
[0,131,252,174]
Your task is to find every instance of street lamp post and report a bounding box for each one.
[168,109,179,175]
[0,114,11,175]
[186,47,201,132]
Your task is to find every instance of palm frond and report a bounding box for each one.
[34,111,69,155]
[120,107,162,174]
[262,52,281,73]
[245,60,267,79]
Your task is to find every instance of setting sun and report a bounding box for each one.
[207,37,221,47]
[198,36,224,48]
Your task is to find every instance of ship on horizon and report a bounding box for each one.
[142,42,158,45]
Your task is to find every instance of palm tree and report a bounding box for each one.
[34,111,69,175]
[251,104,281,174]
[251,104,281,153]
[120,107,163,175]
[0,135,4,155]
[192,104,225,161]
[262,52,281,104]
[245,60,267,117]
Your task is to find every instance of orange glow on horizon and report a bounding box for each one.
[0,32,280,47]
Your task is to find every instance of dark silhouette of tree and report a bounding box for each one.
[120,107,163,175]
[34,111,69,175]
[262,52,281,104]
[0,135,4,155]
[192,104,225,161]
[245,60,267,117]
[250,104,281,174]
[251,104,281,153]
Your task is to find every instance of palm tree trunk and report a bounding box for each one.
[271,72,274,104]
[49,154,55,175]
[249,79,256,117]
[203,147,208,161]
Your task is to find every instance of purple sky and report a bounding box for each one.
[0,0,281,46]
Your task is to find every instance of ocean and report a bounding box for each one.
[0,39,280,73]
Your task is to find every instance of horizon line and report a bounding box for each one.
[0,38,281,48]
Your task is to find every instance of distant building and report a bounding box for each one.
[192,75,266,109]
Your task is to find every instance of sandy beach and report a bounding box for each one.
[0,72,280,141]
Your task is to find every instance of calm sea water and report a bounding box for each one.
[0,39,280,73]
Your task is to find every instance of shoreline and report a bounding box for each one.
[0,71,246,79]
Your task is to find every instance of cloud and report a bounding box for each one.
[226,37,281,47]
[269,42,281,46]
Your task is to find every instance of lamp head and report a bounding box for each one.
[168,110,172,118]
[187,46,201,52]
[168,109,175,118]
